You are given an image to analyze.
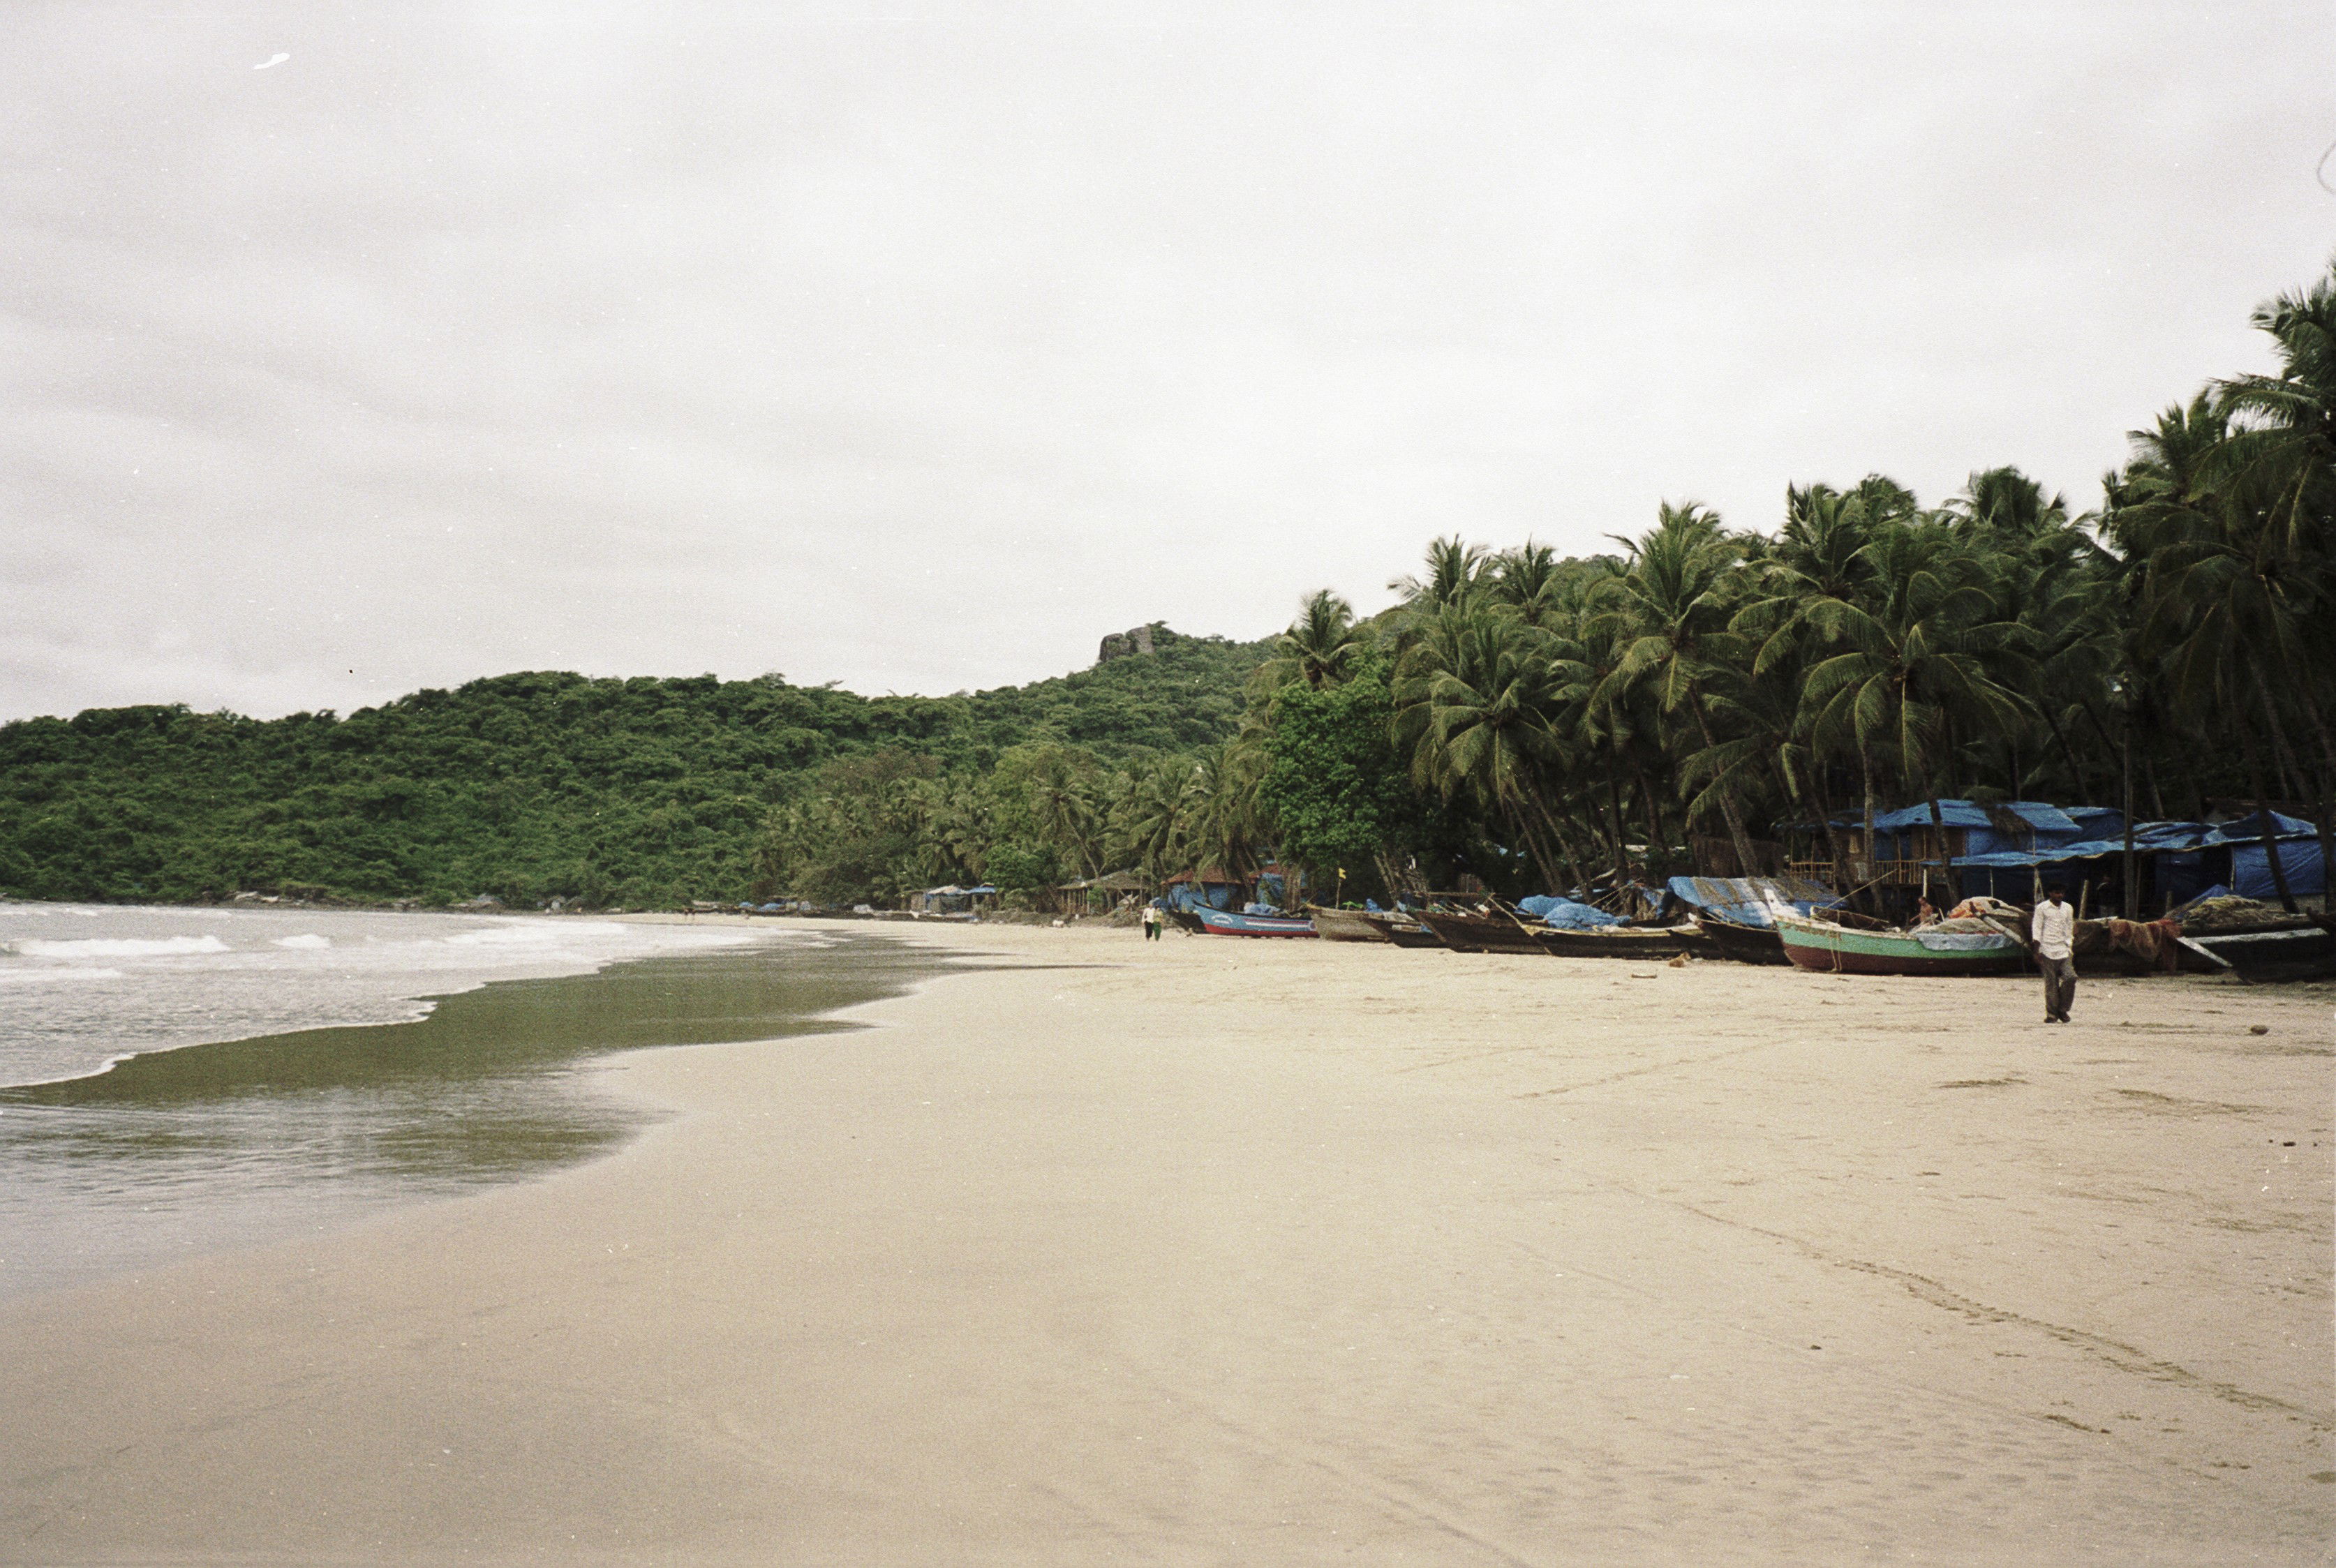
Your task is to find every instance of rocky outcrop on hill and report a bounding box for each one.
[1097,622,1181,663]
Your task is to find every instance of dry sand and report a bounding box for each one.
[0,922,2328,1565]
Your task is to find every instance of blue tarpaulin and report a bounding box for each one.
[1868,800,1995,832]
[1663,875,1841,928]
[2232,841,2326,901]
[2201,811,2317,846]
[1517,895,1623,929]
[1969,802,2083,856]
[1951,821,2217,869]
[1947,815,2325,904]
[2062,805,2127,838]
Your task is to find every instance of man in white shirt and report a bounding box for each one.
[2030,883,2078,1023]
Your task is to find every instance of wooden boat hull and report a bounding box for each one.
[1412,909,1547,955]
[1162,907,1207,934]
[1193,907,1318,938]
[2185,923,2336,983]
[1533,926,1686,960]
[1373,914,1446,948]
[1695,916,1790,965]
[2071,917,2222,976]
[1309,908,1392,943]
[1776,914,2028,976]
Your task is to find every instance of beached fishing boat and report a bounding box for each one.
[1307,908,1443,946]
[2071,916,2221,976]
[1533,925,1690,960]
[1774,912,2029,976]
[1694,916,1790,965]
[2182,921,2336,982]
[1192,906,1318,938]
[1310,908,1391,943]
[1369,911,1447,948]
[1161,906,1207,934]
[1412,906,1547,955]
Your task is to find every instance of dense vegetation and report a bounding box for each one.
[0,629,1265,907]
[1204,260,2335,911]
[827,257,2328,913]
[6,262,2331,913]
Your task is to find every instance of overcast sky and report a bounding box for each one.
[3,3,2331,722]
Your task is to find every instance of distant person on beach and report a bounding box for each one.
[2030,883,2076,1023]
[1914,895,1937,926]
[1143,904,1161,941]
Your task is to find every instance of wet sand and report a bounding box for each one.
[0,923,2328,1564]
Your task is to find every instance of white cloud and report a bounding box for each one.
[1,2,2330,719]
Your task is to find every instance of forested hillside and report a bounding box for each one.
[0,627,1265,907]
[10,262,2333,914]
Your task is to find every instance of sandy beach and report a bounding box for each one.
[0,920,2328,1565]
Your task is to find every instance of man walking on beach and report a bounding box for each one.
[2031,883,2076,1023]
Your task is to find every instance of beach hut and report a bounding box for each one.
[1055,870,1150,916]
[914,883,1000,915]
[1162,869,1246,913]
[1944,818,2287,912]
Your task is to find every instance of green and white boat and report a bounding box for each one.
[1774,912,2029,976]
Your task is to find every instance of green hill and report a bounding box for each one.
[0,627,1266,908]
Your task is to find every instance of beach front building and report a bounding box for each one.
[1771,796,2336,916]
[1952,810,2327,914]
[1161,869,1247,913]
[912,883,999,915]
[1054,870,1150,916]
[1784,796,2329,914]
[1787,799,2096,895]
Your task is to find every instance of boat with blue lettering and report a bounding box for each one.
[1193,906,1318,938]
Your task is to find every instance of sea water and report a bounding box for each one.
[0,903,951,1297]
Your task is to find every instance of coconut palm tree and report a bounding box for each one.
[1489,540,1563,627]
[1249,589,1370,696]
[1730,481,1897,883]
[1944,465,2070,544]
[1178,739,1270,885]
[1388,536,1489,611]
[1798,521,2028,900]
[1109,756,1196,882]
[2215,262,2336,558]
[2119,463,2322,910]
[1392,602,1589,891]
[1595,502,1765,876]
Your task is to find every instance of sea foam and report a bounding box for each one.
[13,936,232,960]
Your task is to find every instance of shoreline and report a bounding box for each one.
[0,922,963,1301]
[1,923,2328,1563]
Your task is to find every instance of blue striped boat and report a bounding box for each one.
[1192,907,1318,938]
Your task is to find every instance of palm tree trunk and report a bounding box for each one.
[1687,689,1760,876]
[1524,793,1593,897]
[1859,750,1882,914]
[2268,712,2306,807]
[2282,676,2336,914]
[1547,800,1597,897]
[2034,703,2092,802]
[1605,768,1632,888]
[1809,772,1853,896]
[1639,771,1666,875]
[1512,812,1566,898]
[2238,717,2299,913]
[1924,794,1963,904]
[1766,753,1837,895]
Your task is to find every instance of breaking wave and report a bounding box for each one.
[10,936,231,960]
